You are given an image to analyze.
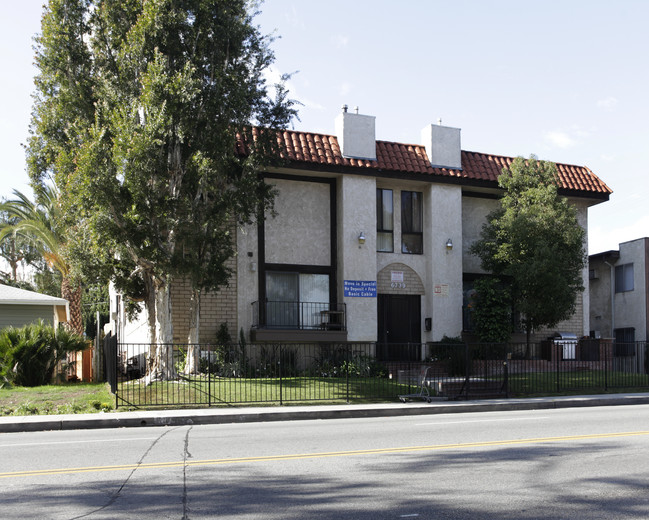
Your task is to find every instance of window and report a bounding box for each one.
[376,188,393,252]
[401,191,423,254]
[265,272,329,329]
[615,263,634,293]
[614,328,636,357]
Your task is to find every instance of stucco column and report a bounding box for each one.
[424,184,463,341]
[338,175,378,341]
[237,223,259,339]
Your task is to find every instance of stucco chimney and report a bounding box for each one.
[335,106,377,160]
[421,122,462,170]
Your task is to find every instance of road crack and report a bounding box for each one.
[182,426,193,520]
[69,426,181,520]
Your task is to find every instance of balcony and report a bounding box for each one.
[251,301,347,342]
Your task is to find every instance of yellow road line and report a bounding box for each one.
[3,430,649,479]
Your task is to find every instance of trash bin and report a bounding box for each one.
[554,332,578,360]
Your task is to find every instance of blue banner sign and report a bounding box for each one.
[344,280,377,297]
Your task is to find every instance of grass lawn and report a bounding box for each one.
[3,369,648,415]
[506,370,649,397]
[116,375,414,408]
[0,383,115,416]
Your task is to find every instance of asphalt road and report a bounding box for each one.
[2,405,649,519]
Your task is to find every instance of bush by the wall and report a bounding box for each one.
[0,321,88,387]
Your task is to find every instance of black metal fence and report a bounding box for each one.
[107,339,649,408]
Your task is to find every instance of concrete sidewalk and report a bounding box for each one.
[2,392,649,433]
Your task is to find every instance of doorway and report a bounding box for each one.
[377,294,421,361]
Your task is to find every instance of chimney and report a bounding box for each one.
[335,105,377,160]
[421,121,462,170]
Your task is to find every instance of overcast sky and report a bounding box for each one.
[1,0,647,255]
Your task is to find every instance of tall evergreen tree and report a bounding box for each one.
[470,156,586,347]
[27,0,297,379]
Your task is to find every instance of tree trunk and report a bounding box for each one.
[61,276,83,335]
[183,287,202,375]
[143,271,157,344]
[146,276,177,383]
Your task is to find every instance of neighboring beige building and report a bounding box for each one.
[589,238,649,343]
[0,283,69,330]
[111,109,612,360]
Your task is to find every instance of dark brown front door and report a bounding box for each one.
[377,294,421,360]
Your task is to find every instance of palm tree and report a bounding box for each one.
[0,185,83,334]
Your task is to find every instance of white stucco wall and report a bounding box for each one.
[108,284,151,343]
[264,178,331,266]
[338,175,378,341]
[373,182,464,342]
[237,223,259,339]
[424,184,463,341]
[375,181,427,346]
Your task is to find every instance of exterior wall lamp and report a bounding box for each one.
[358,231,366,245]
[446,238,453,251]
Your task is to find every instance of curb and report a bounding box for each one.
[2,394,649,433]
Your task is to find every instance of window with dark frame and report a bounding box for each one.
[614,327,636,357]
[401,190,423,254]
[615,263,634,293]
[376,188,393,252]
[265,272,330,329]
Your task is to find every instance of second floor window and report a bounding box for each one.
[615,263,634,293]
[401,191,423,254]
[376,188,393,252]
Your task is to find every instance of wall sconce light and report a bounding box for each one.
[358,231,366,245]
[446,238,453,251]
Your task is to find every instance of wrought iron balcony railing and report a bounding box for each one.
[251,301,347,331]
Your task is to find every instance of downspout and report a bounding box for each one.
[604,261,615,338]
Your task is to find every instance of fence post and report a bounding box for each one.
[207,345,211,407]
[464,342,470,400]
[503,357,509,398]
[279,344,283,406]
[604,340,608,391]
[103,333,118,407]
[555,341,560,393]
[346,343,350,404]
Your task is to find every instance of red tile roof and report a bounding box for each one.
[272,129,611,198]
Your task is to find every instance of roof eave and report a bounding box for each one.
[277,160,612,200]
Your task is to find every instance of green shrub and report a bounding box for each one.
[472,277,512,343]
[428,336,467,377]
[0,321,89,387]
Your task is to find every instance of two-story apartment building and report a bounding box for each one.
[590,238,649,343]
[111,108,611,360]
